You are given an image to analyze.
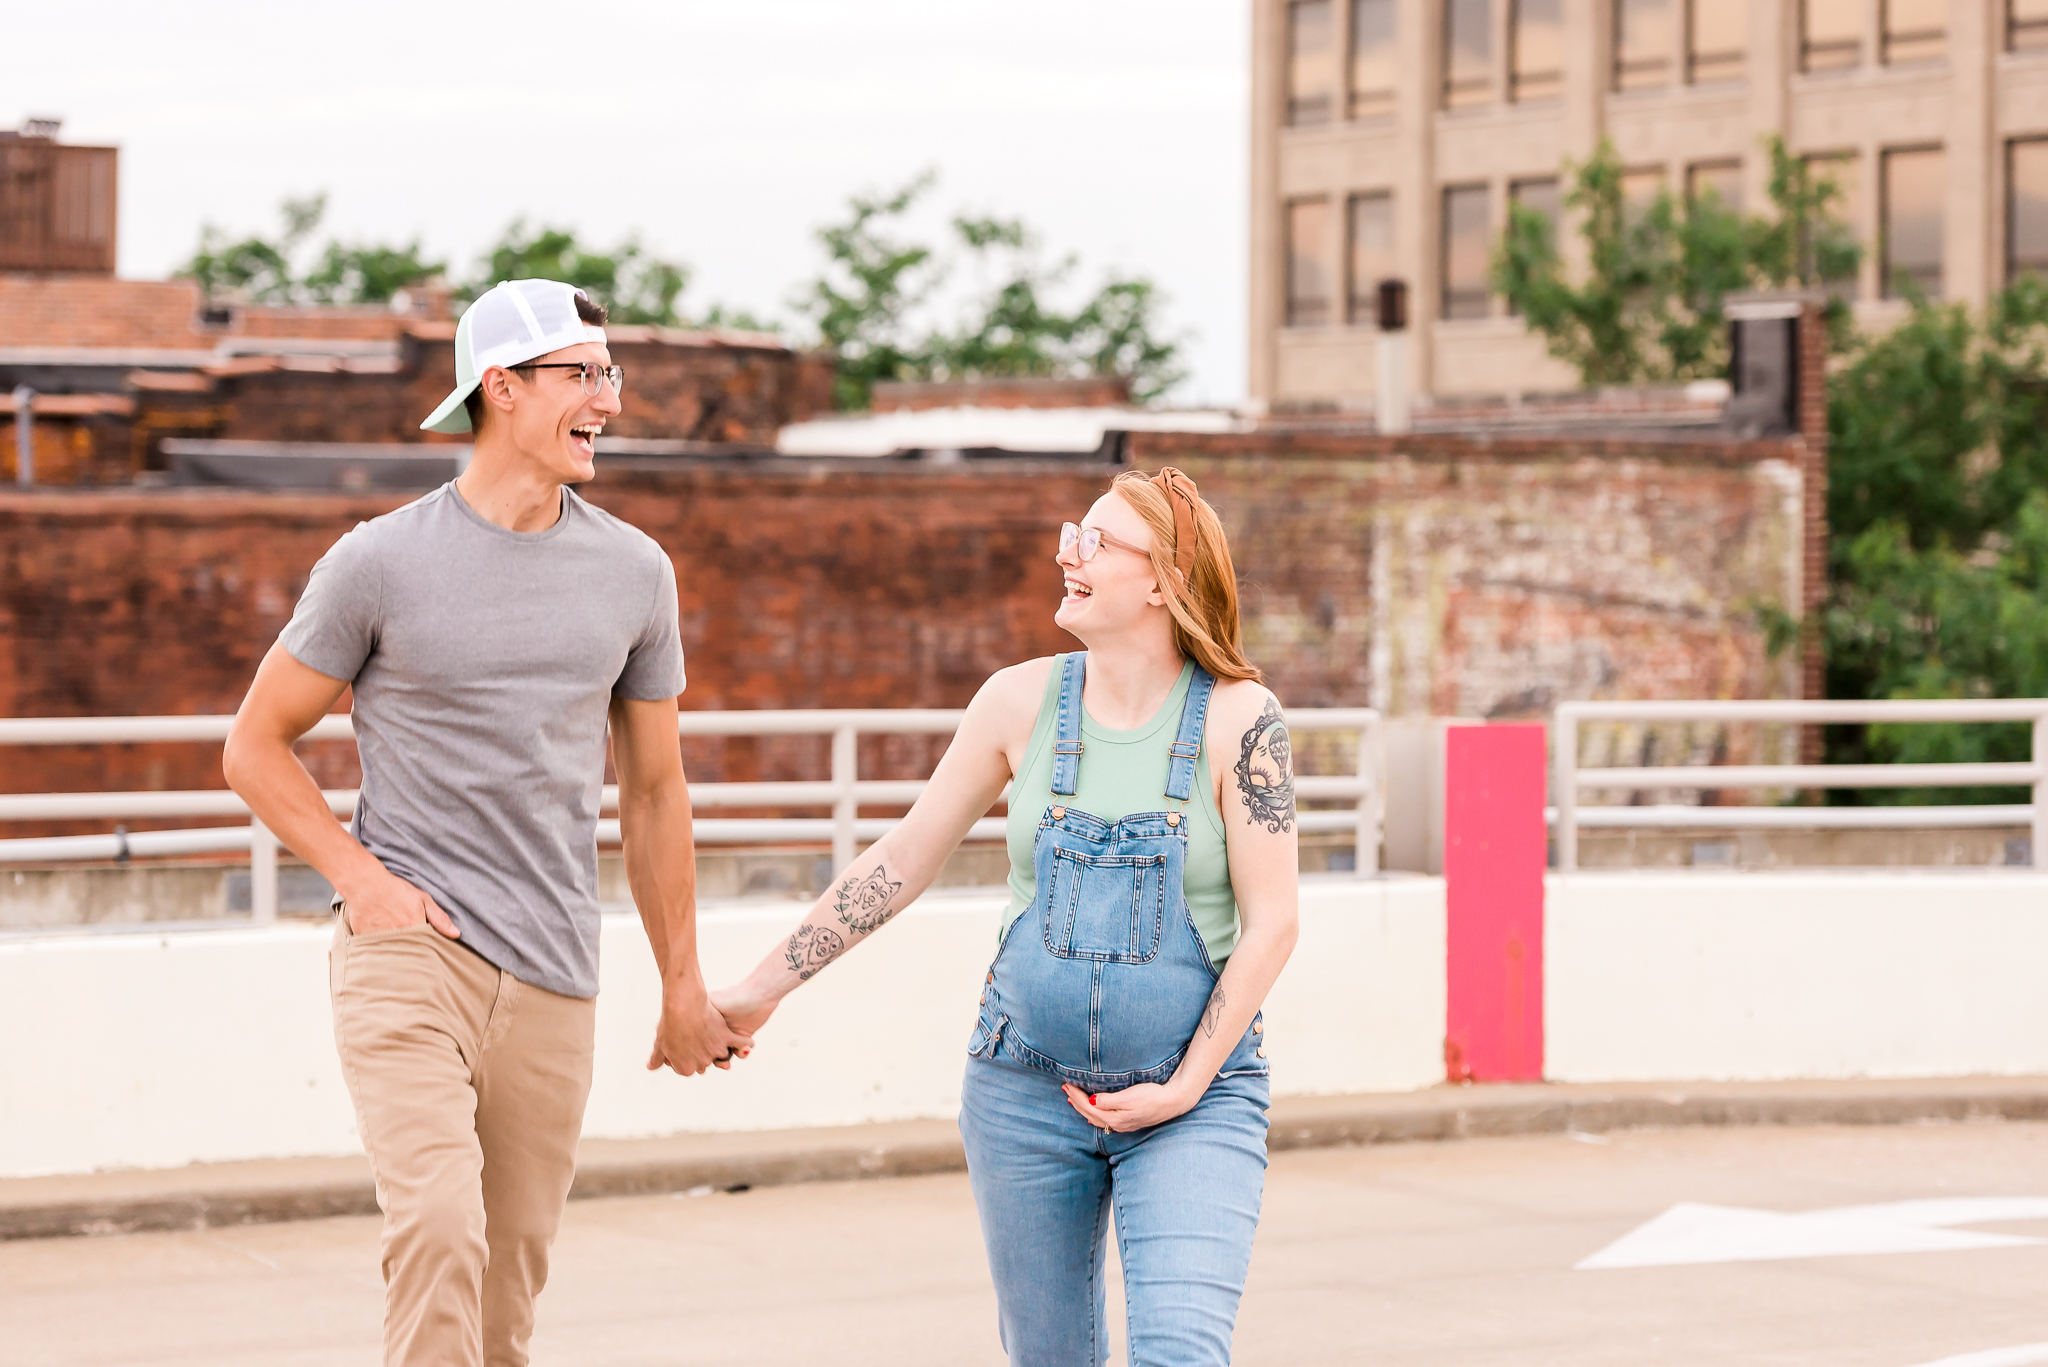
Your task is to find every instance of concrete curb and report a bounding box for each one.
[9,1076,2048,1242]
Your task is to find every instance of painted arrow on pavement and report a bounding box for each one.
[1577,1196,2048,1270]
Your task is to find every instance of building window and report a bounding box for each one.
[1286,198,1334,326]
[2010,140,2048,281]
[1802,0,1861,72]
[1506,179,1560,315]
[1347,192,1396,324]
[1688,0,1745,83]
[1511,177,1562,230]
[1803,152,1862,298]
[1615,0,1674,91]
[1441,184,1492,320]
[1621,166,1668,225]
[1287,0,1336,126]
[1881,146,1944,298]
[1350,0,1396,118]
[2015,0,2048,52]
[1511,0,1563,101]
[1444,0,1495,109]
[1882,0,1945,64]
[1687,160,1743,213]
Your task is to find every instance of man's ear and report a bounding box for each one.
[478,366,519,421]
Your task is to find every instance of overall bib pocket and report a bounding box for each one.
[1043,845,1168,964]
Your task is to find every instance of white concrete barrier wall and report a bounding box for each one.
[1546,872,2048,1082]
[0,877,1447,1179]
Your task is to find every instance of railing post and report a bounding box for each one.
[1553,710,1578,872]
[831,724,858,875]
[2034,714,2047,870]
[1355,717,1380,876]
[250,816,279,923]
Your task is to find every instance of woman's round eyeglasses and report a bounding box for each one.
[509,361,625,397]
[1059,521,1150,563]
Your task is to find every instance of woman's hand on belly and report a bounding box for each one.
[1062,1080,1195,1133]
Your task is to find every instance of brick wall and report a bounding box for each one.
[1128,430,1805,719]
[0,275,207,351]
[0,431,1804,810]
[871,375,1133,412]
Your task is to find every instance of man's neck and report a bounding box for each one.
[455,439,566,533]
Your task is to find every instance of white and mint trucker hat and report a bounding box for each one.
[420,278,608,434]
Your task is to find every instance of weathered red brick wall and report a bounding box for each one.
[0,275,206,350]
[0,431,1804,809]
[871,375,1133,412]
[1129,430,1805,717]
[166,334,811,450]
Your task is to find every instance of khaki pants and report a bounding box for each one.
[330,915,596,1367]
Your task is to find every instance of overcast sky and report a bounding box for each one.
[10,1,1252,404]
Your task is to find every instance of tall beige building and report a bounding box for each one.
[1249,0,2048,407]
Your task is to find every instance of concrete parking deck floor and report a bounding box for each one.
[8,1120,2048,1366]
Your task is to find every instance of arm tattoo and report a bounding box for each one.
[1201,984,1226,1038]
[1234,698,1296,834]
[833,865,904,934]
[783,924,845,981]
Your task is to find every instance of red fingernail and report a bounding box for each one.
[1089,1095,1098,1105]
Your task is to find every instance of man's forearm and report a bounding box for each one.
[620,780,700,988]
[224,734,383,897]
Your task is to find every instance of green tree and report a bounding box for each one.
[465,222,689,326]
[1493,135,1862,385]
[302,240,446,305]
[1815,277,2048,802]
[794,173,1187,409]
[180,194,328,302]
[794,172,944,409]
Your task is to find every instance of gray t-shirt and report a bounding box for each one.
[281,482,686,998]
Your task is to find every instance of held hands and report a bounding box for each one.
[648,980,754,1077]
[340,868,460,939]
[648,978,755,1077]
[1061,1080,1197,1133]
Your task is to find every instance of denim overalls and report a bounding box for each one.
[959,653,1271,1367]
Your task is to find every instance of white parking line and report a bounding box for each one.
[1579,1197,2048,1270]
[1905,1344,2048,1367]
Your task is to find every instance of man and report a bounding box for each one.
[224,278,749,1367]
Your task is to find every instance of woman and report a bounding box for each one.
[712,467,1299,1365]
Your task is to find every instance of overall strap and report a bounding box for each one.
[1050,652,1087,797]
[1164,665,1218,803]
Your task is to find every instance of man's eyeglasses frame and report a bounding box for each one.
[507,361,625,397]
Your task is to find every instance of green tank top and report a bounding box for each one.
[1002,655,1241,966]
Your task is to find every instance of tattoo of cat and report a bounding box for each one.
[1201,984,1226,1038]
[783,924,845,981]
[1234,698,1296,834]
[833,865,904,934]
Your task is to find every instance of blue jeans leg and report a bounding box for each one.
[961,1057,1113,1367]
[1109,1080,1270,1367]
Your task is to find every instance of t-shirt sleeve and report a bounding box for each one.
[279,525,382,683]
[615,546,687,700]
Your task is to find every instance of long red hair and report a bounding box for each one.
[1109,468,1261,683]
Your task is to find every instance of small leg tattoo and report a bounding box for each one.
[1201,984,1226,1038]
[834,865,905,934]
[1235,698,1296,834]
[784,924,845,981]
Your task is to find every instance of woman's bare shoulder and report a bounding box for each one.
[977,656,1060,711]
[1205,677,1284,742]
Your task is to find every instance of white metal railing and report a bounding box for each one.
[1553,699,2048,871]
[0,707,1383,922]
